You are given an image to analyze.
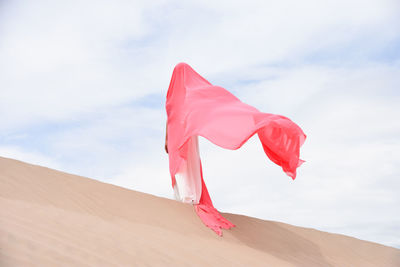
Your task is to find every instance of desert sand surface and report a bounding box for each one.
[1,156,399,266]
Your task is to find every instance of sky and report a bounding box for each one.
[1,0,399,248]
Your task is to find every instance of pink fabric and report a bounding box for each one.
[166,62,306,236]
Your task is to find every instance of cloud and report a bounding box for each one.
[0,0,171,132]
[1,0,399,133]
[0,145,62,170]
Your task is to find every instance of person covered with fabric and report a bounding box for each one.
[165,62,306,236]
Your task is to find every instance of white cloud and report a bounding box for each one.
[0,0,171,132]
[1,0,399,132]
[0,146,62,170]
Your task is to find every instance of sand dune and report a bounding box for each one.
[1,156,399,266]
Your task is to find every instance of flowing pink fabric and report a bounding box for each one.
[165,62,306,236]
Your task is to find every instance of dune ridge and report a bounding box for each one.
[1,156,399,266]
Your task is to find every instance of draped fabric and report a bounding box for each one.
[173,135,202,205]
[165,62,306,236]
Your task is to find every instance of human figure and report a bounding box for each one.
[165,62,306,236]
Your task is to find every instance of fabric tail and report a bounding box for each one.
[193,160,236,236]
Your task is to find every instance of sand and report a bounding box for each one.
[1,156,399,266]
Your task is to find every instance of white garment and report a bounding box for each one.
[173,135,202,204]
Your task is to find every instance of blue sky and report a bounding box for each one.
[1,0,399,248]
